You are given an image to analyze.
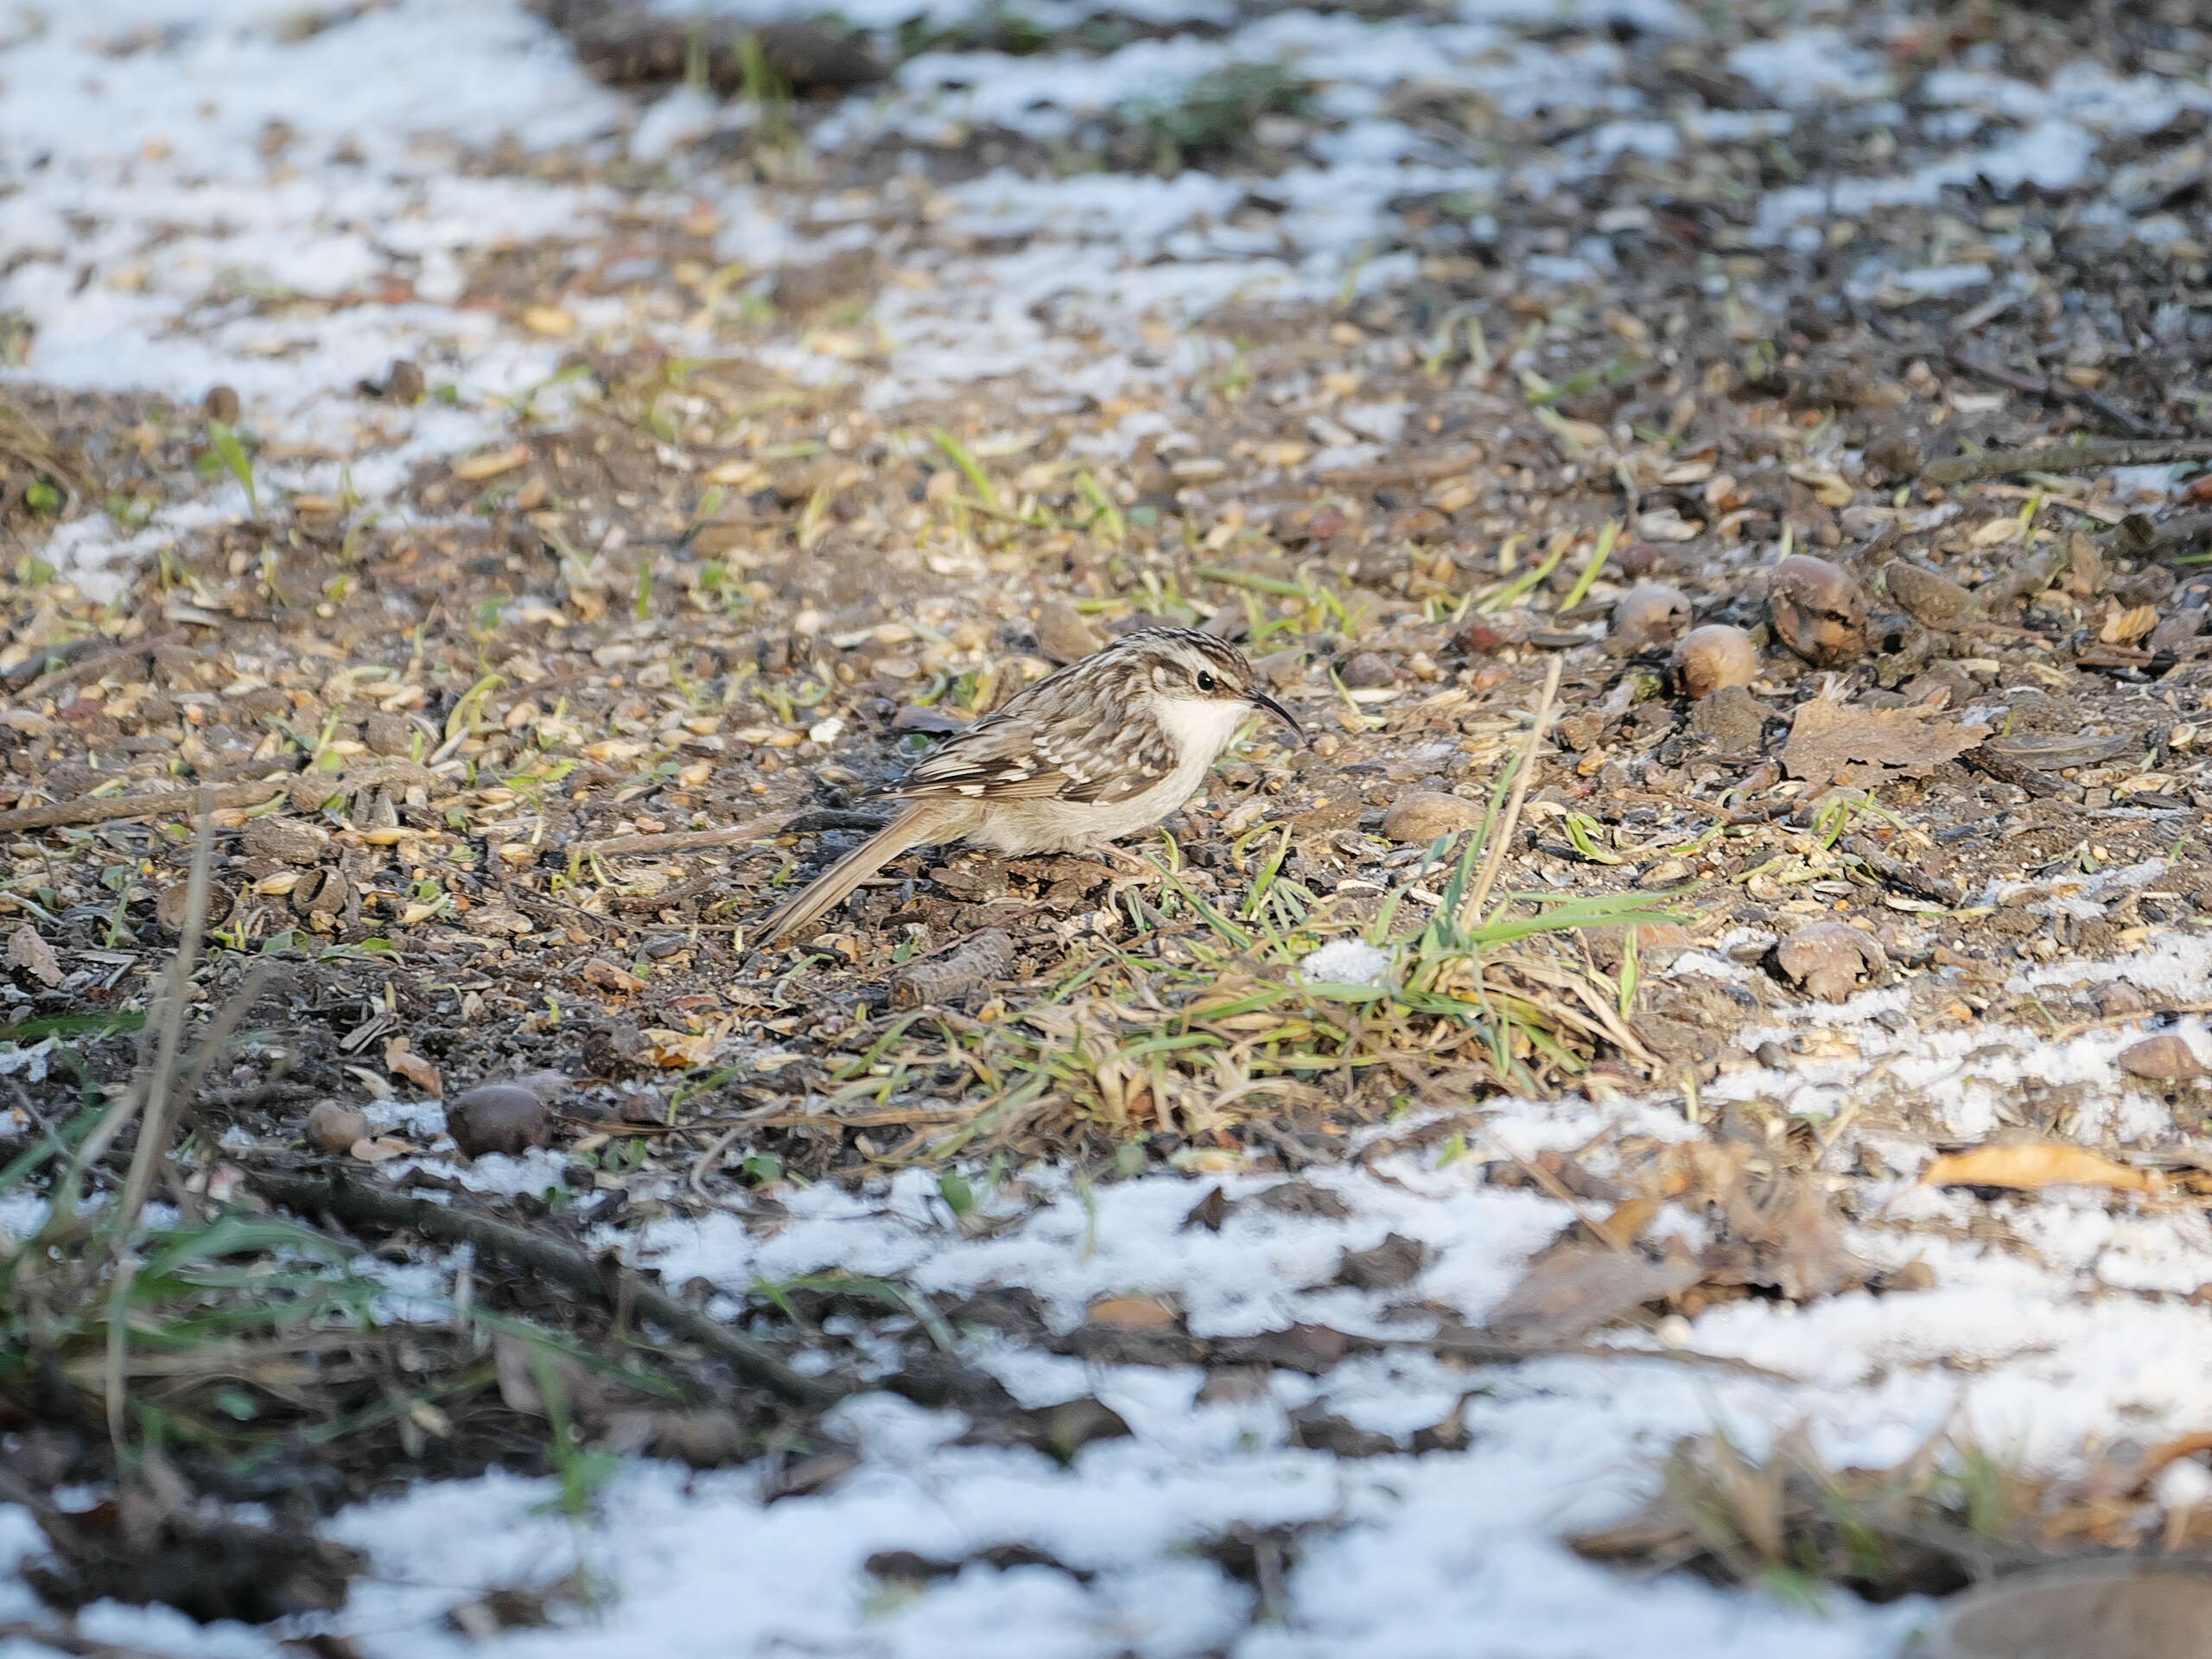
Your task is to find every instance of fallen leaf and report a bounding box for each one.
[451,444,530,481]
[638,1027,715,1067]
[348,1136,410,1162]
[519,304,575,337]
[2101,602,2161,645]
[1481,1244,1703,1344]
[384,1035,442,1096]
[1923,1143,2158,1194]
[5,924,63,987]
[1782,696,1990,789]
[1084,1295,1179,1331]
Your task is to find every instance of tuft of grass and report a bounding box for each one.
[1127,63,1312,174]
[203,418,261,518]
[1565,1425,2212,1609]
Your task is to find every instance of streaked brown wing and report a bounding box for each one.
[881,656,1177,804]
[889,713,1075,801]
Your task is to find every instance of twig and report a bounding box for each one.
[576,811,793,858]
[1840,834,1964,907]
[689,1121,750,1213]
[890,928,1014,1008]
[243,1166,843,1410]
[607,869,721,914]
[2048,1001,2212,1046]
[1923,436,2212,486]
[1944,347,2154,439]
[0,1622,188,1659]
[15,630,181,702]
[1396,1330,1798,1383]
[1459,654,1563,930]
[1963,742,2073,799]
[0,779,288,836]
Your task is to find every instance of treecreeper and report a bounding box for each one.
[756,626,1303,944]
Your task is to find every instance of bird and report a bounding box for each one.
[754,626,1303,945]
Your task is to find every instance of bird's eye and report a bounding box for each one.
[1195,671,1217,692]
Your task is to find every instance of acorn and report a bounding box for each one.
[446,1084,551,1158]
[1769,554,1869,666]
[304,1101,370,1154]
[1672,624,1761,699]
[1608,582,1692,655]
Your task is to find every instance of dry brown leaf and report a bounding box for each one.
[384,1035,442,1096]
[5,924,63,987]
[1923,1143,2158,1194]
[348,1136,410,1162]
[1084,1295,1179,1331]
[1782,697,1990,789]
[1482,1244,1703,1344]
[2101,602,2161,645]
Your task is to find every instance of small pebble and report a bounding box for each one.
[385,359,426,404]
[2120,1033,2205,1082]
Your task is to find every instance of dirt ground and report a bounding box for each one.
[5,0,2212,1649]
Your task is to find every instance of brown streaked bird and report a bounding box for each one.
[755,626,1302,945]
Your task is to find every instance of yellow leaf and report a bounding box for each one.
[1923,1143,2157,1194]
[1085,1295,1178,1330]
[520,305,575,336]
[452,445,530,481]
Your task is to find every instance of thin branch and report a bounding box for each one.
[1459,654,1564,931]
[243,1166,845,1410]
[1923,435,2212,486]
[0,779,288,836]
[576,811,793,858]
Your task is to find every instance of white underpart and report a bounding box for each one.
[967,691,1254,852]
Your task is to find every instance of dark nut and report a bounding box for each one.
[290,868,350,918]
[385,359,426,404]
[1769,554,1869,666]
[1774,922,1888,1001]
[447,1084,551,1158]
[155,882,236,932]
[1672,625,1761,699]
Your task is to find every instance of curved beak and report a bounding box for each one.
[1249,688,1304,743]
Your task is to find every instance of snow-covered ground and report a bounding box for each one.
[8,0,2212,1654]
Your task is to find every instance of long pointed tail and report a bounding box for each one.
[754,804,944,947]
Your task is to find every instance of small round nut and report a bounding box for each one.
[1608,582,1692,654]
[1769,554,1870,666]
[304,1101,370,1154]
[1672,625,1761,699]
